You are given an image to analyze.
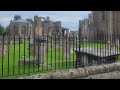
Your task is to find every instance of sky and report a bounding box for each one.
[0,11,91,31]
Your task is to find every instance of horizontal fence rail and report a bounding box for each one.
[0,33,120,78]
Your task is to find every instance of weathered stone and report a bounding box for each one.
[34,16,43,36]
[18,60,35,65]
[76,68,86,77]
[0,43,7,58]
[62,40,73,60]
[35,39,46,66]
[69,69,80,78]
[9,19,33,37]
[18,62,120,79]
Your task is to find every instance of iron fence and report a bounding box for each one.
[0,33,120,78]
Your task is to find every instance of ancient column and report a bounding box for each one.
[34,16,43,37]
[62,35,73,60]
[35,38,47,66]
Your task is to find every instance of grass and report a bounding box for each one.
[0,40,120,78]
[0,40,76,78]
[80,42,106,49]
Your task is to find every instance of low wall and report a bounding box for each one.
[18,62,120,79]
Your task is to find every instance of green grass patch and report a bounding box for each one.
[0,40,76,78]
[1,40,120,78]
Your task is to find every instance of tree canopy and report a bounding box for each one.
[14,15,21,20]
[4,25,10,35]
[0,24,4,35]
[26,19,33,23]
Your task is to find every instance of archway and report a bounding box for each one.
[14,26,18,36]
[21,26,26,37]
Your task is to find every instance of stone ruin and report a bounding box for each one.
[19,37,47,66]
[19,15,75,66]
[0,36,20,44]
[0,39,7,58]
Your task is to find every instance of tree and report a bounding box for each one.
[0,24,4,35]
[14,15,21,20]
[4,25,10,35]
[26,19,33,23]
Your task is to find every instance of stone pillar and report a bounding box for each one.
[35,39,47,66]
[62,38,73,60]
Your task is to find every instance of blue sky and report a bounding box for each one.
[0,11,91,31]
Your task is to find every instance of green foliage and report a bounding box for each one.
[26,19,33,23]
[0,40,76,77]
[0,24,4,35]
[14,15,21,20]
[2,25,10,36]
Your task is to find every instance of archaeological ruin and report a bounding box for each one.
[79,11,120,49]
[10,19,33,37]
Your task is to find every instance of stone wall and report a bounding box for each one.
[18,62,120,79]
[0,36,20,44]
[10,20,32,37]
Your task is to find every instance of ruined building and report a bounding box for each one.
[34,16,43,37]
[92,11,120,43]
[88,13,94,37]
[79,11,120,44]
[79,18,89,38]
[9,15,69,39]
[10,19,33,37]
[34,15,69,38]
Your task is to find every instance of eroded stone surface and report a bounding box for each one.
[18,62,120,79]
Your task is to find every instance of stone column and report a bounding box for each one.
[62,38,73,60]
[35,39,47,66]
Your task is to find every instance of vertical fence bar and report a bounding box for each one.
[75,33,78,68]
[96,33,99,64]
[110,34,112,63]
[47,35,48,71]
[28,35,30,75]
[114,34,116,59]
[18,35,20,75]
[23,34,25,74]
[79,31,81,67]
[51,36,52,70]
[62,36,64,68]
[88,34,90,66]
[37,36,39,71]
[59,34,60,69]
[117,34,120,60]
[82,35,84,66]
[55,34,56,71]
[93,34,95,65]
[42,35,44,71]
[13,34,15,75]
[8,34,10,76]
[99,33,102,64]
[33,34,35,72]
[105,33,106,64]
[66,35,67,68]
[114,33,116,62]
[69,36,71,68]
[2,35,4,77]
[117,34,119,61]
[73,34,74,67]
[86,36,88,65]
[90,33,92,65]
[116,34,118,61]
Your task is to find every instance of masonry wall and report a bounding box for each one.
[18,62,120,79]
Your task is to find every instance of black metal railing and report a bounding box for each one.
[0,33,120,78]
